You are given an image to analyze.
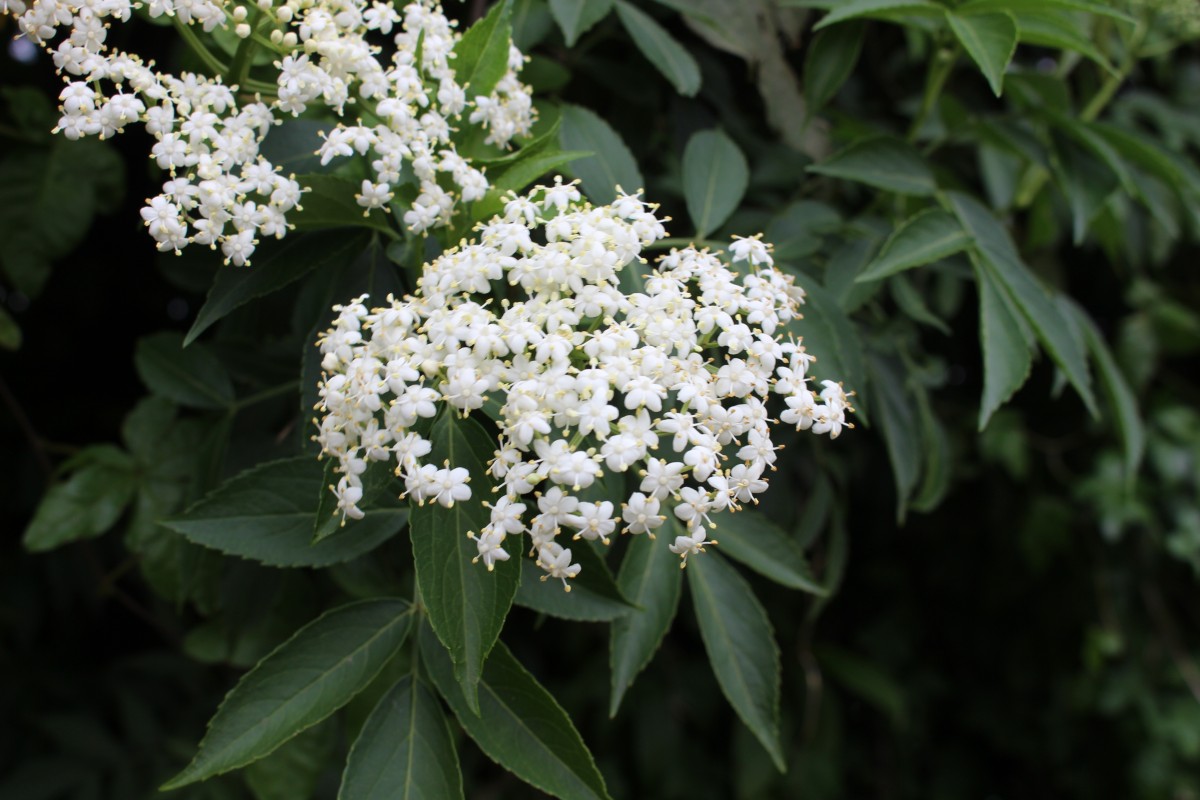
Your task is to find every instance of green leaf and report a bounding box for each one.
[410,412,520,713]
[135,332,235,410]
[808,136,936,196]
[608,529,682,716]
[1052,133,1120,245]
[687,552,784,772]
[493,150,595,196]
[764,201,842,262]
[289,175,396,237]
[1008,10,1114,72]
[258,120,332,176]
[243,722,335,800]
[948,191,1097,416]
[515,545,633,622]
[164,458,408,568]
[813,0,943,29]
[339,674,464,800]
[857,209,971,282]
[1066,301,1145,486]
[804,21,865,113]
[910,385,952,512]
[559,104,643,204]
[0,307,21,351]
[890,273,950,334]
[614,1,700,97]
[817,644,908,729]
[548,0,613,46]
[973,251,1034,430]
[421,625,613,800]
[711,511,826,594]
[958,0,1134,22]
[866,356,921,523]
[23,446,137,553]
[162,600,413,789]
[945,11,1017,97]
[784,276,868,416]
[682,129,750,239]
[186,230,371,346]
[0,139,123,298]
[454,0,515,96]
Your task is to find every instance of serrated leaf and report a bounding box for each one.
[559,104,643,204]
[764,201,842,262]
[186,230,371,346]
[454,0,515,96]
[973,255,1034,430]
[804,21,865,113]
[410,412,520,713]
[948,191,1097,416]
[682,129,749,238]
[813,0,942,29]
[162,600,413,789]
[243,721,335,800]
[946,11,1017,97]
[548,0,613,46]
[135,332,235,410]
[164,457,408,567]
[910,385,951,512]
[890,273,950,334]
[711,511,826,594]
[858,209,971,282]
[515,545,632,622]
[688,552,784,771]
[608,528,682,716]
[783,275,868,417]
[258,120,332,176]
[1052,132,1120,244]
[339,674,464,800]
[615,1,700,96]
[808,136,936,196]
[1009,10,1114,72]
[421,625,612,800]
[23,446,137,553]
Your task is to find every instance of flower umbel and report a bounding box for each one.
[314,180,853,589]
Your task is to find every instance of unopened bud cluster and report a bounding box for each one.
[315,181,852,589]
[4,0,534,263]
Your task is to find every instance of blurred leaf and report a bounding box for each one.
[608,529,682,716]
[974,258,1034,430]
[0,307,21,350]
[809,136,936,196]
[958,0,1134,22]
[867,356,920,523]
[421,625,613,800]
[135,332,235,410]
[162,600,413,789]
[339,675,463,800]
[0,139,123,298]
[559,104,643,203]
[1066,301,1146,487]
[410,411,520,714]
[910,385,951,512]
[858,209,970,282]
[1052,133,1120,245]
[549,0,613,46]
[259,120,332,176]
[23,446,137,553]
[889,273,950,334]
[945,11,1017,97]
[948,192,1097,416]
[812,0,942,30]
[784,276,868,417]
[805,22,865,113]
[186,231,371,346]
[817,644,907,729]
[164,458,408,567]
[688,552,784,771]
[454,0,515,96]
[765,201,841,261]
[1008,10,1113,71]
[711,510,826,594]
[515,545,633,621]
[614,1,700,97]
[243,721,335,800]
[682,129,749,238]
[289,175,396,237]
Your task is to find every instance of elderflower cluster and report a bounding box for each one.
[314,181,852,589]
[4,0,534,263]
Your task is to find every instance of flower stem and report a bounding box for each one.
[173,18,228,76]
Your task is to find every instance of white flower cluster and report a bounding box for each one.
[4,0,534,263]
[315,181,853,589]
